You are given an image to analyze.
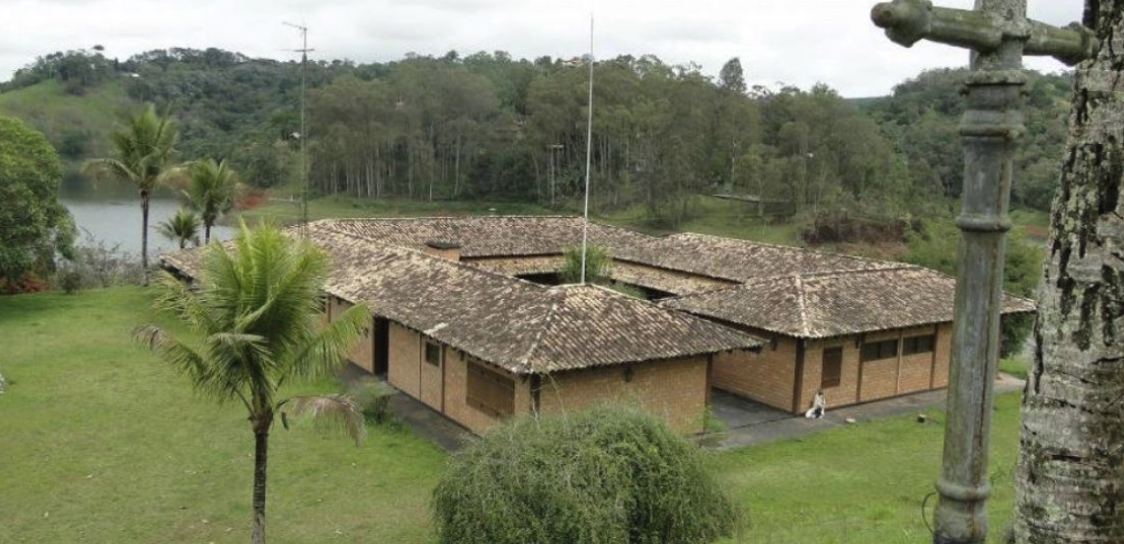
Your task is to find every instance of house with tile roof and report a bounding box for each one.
[161,216,1034,433]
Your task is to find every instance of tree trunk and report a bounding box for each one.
[251,417,272,544]
[204,222,212,245]
[1015,3,1124,542]
[140,189,150,286]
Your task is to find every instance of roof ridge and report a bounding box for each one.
[515,292,564,373]
[316,224,553,292]
[796,263,920,280]
[319,214,581,222]
[793,275,811,337]
[667,231,905,270]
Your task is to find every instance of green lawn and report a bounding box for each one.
[0,287,1022,543]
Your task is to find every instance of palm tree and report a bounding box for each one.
[135,222,371,544]
[156,209,201,249]
[185,158,239,244]
[559,244,610,284]
[83,105,178,285]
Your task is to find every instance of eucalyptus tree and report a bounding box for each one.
[185,158,238,243]
[1015,2,1124,541]
[136,223,371,544]
[83,105,178,285]
[156,209,200,249]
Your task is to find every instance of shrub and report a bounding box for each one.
[432,404,740,544]
[559,244,610,285]
[349,378,396,425]
[59,269,83,295]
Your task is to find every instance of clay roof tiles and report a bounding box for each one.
[663,266,1037,338]
[160,222,763,374]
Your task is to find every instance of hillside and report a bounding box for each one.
[0,78,138,163]
[0,48,1073,231]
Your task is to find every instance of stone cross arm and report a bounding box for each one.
[871,0,1098,66]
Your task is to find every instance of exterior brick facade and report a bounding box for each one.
[719,324,956,414]
[329,296,374,372]
[536,355,710,433]
[712,344,796,410]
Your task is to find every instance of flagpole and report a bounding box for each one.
[580,13,594,285]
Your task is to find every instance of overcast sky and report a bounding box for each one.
[0,0,1084,97]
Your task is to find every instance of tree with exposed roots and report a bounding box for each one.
[1015,2,1124,541]
[135,222,371,544]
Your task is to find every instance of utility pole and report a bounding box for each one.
[579,14,594,285]
[548,143,563,207]
[869,1,1097,543]
[284,22,314,238]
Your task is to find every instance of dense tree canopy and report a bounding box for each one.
[1,48,1073,228]
[0,115,75,288]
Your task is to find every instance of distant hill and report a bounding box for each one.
[0,78,138,164]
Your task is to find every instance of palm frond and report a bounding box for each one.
[285,302,371,382]
[282,394,366,446]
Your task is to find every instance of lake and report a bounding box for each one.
[60,173,234,257]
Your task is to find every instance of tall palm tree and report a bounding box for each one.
[135,222,371,544]
[83,105,178,285]
[185,158,239,244]
[156,209,201,249]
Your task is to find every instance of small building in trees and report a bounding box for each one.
[162,216,1034,433]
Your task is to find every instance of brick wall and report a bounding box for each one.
[536,356,709,433]
[801,337,861,411]
[387,322,421,398]
[608,261,736,296]
[442,349,532,434]
[899,325,941,394]
[713,347,795,411]
[329,296,374,372]
[795,324,954,412]
[932,322,952,388]
[419,339,443,410]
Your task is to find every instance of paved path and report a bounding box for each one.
[342,363,1026,453]
[706,374,1025,450]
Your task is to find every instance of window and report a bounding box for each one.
[902,335,935,356]
[860,339,899,362]
[424,340,442,366]
[821,347,843,389]
[466,360,515,418]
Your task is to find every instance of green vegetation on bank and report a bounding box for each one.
[1,287,1025,543]
[0,79,136,163]
[1,48,1072,233]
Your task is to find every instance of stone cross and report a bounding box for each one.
[869,1,1097,543]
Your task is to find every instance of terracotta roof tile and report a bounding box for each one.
[663,266,1037,338]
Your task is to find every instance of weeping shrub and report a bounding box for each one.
[431,404,740,544]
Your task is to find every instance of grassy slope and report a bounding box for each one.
[0,287,1023,543]
[0,287,444,544]
[0,79,137,161]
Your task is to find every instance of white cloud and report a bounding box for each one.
[0,0,1086,96]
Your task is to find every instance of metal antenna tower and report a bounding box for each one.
[283,21,313,237]
[579,13,594,285]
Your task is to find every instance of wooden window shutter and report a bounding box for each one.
[466,360,515,418]
[821,347,843,389]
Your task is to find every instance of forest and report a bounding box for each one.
[1,47,1072,228]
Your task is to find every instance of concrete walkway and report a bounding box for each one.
[337,364,472,452]
[341,363,1026,453]
[706,374,1025,450]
